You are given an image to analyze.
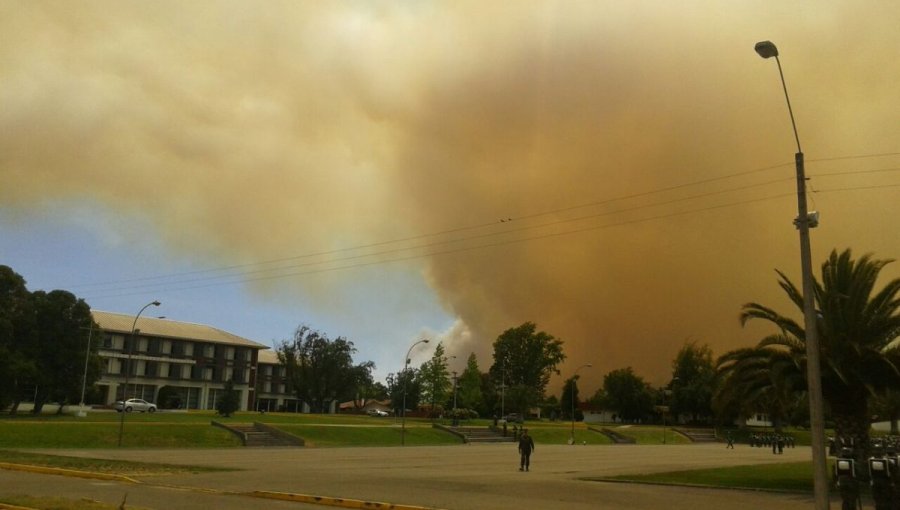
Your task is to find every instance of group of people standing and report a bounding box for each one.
[748,432,795,453]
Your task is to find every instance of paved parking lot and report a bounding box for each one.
[3,443,830,509]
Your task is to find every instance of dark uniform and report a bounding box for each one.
[518,429,535,471]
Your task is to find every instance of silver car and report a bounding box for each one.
[114,398,157,413]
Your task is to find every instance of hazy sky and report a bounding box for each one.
[2,1,899,393]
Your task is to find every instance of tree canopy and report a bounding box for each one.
[0,266,99,414]
[419,342,452,416]
[601,367,653,422]
[456,352,484,414]
[276,325,374,413]
[669,342,715,423]
[718,248,900,455]
[489,322,566,416]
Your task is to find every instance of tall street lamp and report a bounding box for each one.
[401,339,429,446]
[755,40,828,510]
[570,363,592,445]
[451,371,460,427]
[117,300,161,447]
[77,321,96,418]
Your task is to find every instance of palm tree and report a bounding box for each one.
[725,249,900,454]
[714,347,802,431]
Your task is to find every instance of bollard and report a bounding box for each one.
[834,448,860,510]
[870,455,893,510]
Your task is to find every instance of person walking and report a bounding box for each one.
[518,428,535,472]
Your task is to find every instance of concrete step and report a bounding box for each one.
[676,428,719,442]
[212,421,303,447]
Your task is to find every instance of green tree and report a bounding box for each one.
[479,371,498,418]
[602,367,653,422]
[489,322,566,417]
[560,376,583,421]
[727,249,900,456]
[29,289,95,414]
[419,342,452,417]
[277,325,374,413]
[456,353,484,414]
[216,379,240,417]
[0,266,32,411]
[714,346,802,430]
[669,342,715,423]
[387,367,422,414]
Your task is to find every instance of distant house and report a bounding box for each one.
[339,399,392,415]
[742,412,774,428]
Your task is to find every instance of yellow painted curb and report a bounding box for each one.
[0,503,41,510]
[246,491,447,510]
[0,462,139,484]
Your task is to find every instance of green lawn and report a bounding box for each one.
[603,461,818,492]
[0,420,242,448]
[0,411,465,448]
[0,449,233,475]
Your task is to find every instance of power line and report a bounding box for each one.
[78,151,900,299]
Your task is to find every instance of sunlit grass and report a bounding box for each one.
[602,461,818,492]
[0,421,242,448]
[0,449,234,475]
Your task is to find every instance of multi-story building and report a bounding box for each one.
[253,349,303,412]
[92,311,269,411]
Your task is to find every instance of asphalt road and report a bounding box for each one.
[2,443,832,509]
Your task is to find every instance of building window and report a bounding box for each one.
[107,358,121,374]
[203,344,214,359]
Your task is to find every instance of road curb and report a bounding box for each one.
[0,463,445,510]
[246,490,447,510]
[0,462,139,484]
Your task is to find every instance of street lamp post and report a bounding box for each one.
[77,321,96,418]
[401,339,429,446]
[570,363,592,445]
[451,371,459,427]
[117,300,161,447]
[755,40,829,510]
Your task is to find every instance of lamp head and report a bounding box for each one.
[754,41,778,59]
[151,300,161,306]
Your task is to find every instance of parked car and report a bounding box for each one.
[114,398,157,413]
[502,413,523,423]
[367,409,389,417]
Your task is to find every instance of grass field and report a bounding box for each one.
[0,410,724,449]
[603,461,819,492]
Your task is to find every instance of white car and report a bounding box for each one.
[114,398,157,413]
[367,409,389,417]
